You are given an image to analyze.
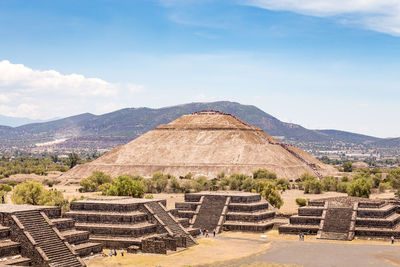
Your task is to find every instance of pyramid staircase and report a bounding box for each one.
[15,210,84,267]
[172,192,275,233]
[145,201,197,246]
[0,224,31,266]
[279,198,400,240]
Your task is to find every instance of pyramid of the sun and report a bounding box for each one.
[63,111,336,183]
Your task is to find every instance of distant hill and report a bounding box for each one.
[0,114,45,127]
[0,101,397,150]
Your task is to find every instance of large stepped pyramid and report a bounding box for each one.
[172,192,276,233]
[65,197,196,254]
[0,204,99,267]
[279,197,400,240]
[63,110,336,183]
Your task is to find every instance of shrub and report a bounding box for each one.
[276,178,290,191]
[12,181,66,206]
[98,183,112,195]
[261,183,283,209]
[337,182,349,193]
[296,198,307,207]
[303,178,323,194]
[253,169,277,180]
[342,161,353,172]
[321,176,338,191]
[347,178,372,198]
[341,176,349,182]
[182,180,193,193]
[145,194,154,199]
[169,177,181,193]
[79,171,112,192]
[378,182,391,192]
[106,176,145,198]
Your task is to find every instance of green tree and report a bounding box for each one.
[261,183,283,209]
[12,181,66,206]
[169,177,181,193]
[321,176,338,191]
[347,177,372,198]
[79,171,112,192]
[67,153,80,169]
[342,161,353,172]
[107,176,145,198]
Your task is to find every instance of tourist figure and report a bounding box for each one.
[205,230,209,237]
[114,249,117,256]
[391,236,395,244]
[109,250,113,257]
[299,232,302,241]
[200,229,203,236]
[121,249,124,256]
[302,233,305,241]
[1,195,4,204]
[213,228,216,237]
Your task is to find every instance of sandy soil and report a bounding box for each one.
[87,232,271,267]
[0,171,63,184]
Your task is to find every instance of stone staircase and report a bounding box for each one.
[50,217,102,258]
[318,204,355,241]
[193,195,227,233]
[0,225,31,266]
[145,201,197,246]
[15,210,84,267]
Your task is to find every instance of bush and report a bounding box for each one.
[169,177,181,193]
[106,176,145,198]
[79,171,112,192]
[342,161,353,172]
[145,194,154,199]
[321,176,338,191]
[276,178,290,191]
[261,183,283,209]
[296,198,307,207]
[253,169,277,180]
[378,182,391,192]
[347,178,372,198]
[12,181,66,206]
[303,178,323,194]
[182,180,193,193]
[341,176,349,182]
[152,173,169,193]
[98,183,112,195]
[337,182,349,193]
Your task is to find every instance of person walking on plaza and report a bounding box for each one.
[205,230,209,237]
[391,236,395,244]
[213,228,216,237]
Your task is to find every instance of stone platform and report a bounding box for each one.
[279,197,400,240]
[171,191,276,233]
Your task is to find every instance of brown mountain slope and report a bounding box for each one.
[62,111,336,183]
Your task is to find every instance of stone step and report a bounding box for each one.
[0,226,10,239]
[228,201,269,212]
[0,240,20,258]
[72,242,103,257]
[75,222,157,237]
[223,220,274,232]
[289,215,322,225]
[0,255,31,266]
[175,202,201,211]
[65,210,148,224]
[278,224,320,235]
[176,210,196,218]
[226,210,275,222]
[356,213,400,228]
[298,206,324,216]
[357,204,396,218]
[60,229,90,245]
[89,233,160,248]
[51,218,75,231]
[318,231,349,240]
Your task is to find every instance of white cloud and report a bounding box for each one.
[0,94,10,103]
[0,60,144,119]
[243,0,400,36]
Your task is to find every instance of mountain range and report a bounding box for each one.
[0,101,398,151]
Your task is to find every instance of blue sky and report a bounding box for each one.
[0,0,399,137]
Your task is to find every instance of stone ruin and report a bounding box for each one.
[279,196,400,240]
[171,191,276,233]
[0,192,278,266]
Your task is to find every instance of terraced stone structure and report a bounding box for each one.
[279,197,400,240]
[0,204,101,266]
[172,191,276,233]
[65,197,197,254]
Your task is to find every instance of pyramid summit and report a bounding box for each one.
[63,110,336,182]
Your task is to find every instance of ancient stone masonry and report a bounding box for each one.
[279,197,400,240]
[144,201,197,246]
[172,192,276,233]
[0,204,97,267]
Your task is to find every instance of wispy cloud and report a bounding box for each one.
[243,0,400,36]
